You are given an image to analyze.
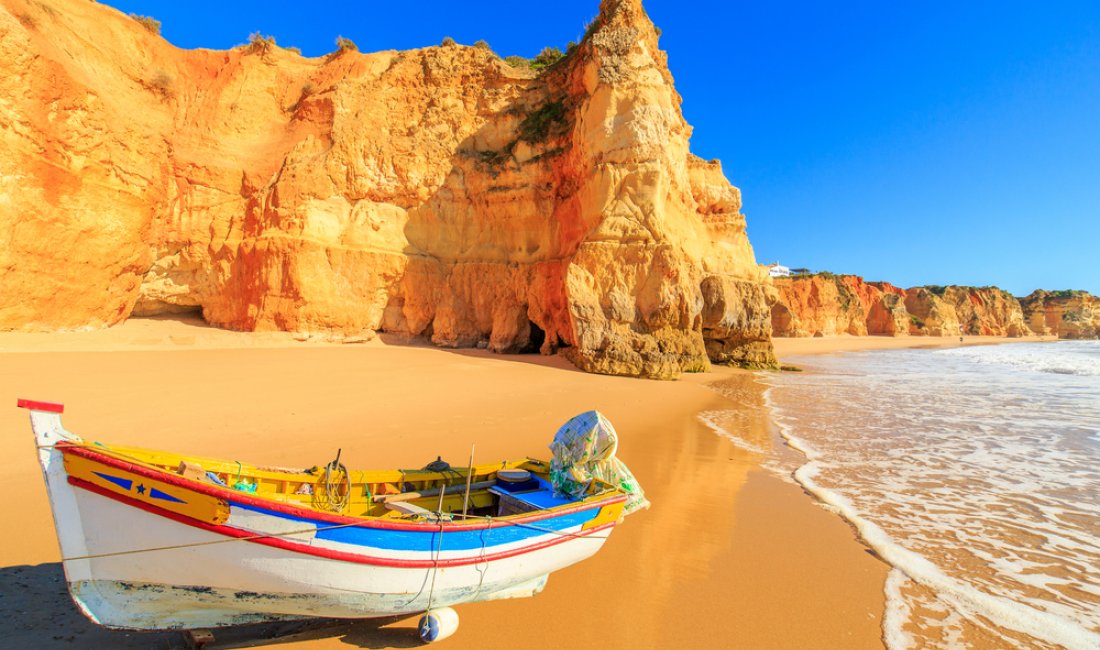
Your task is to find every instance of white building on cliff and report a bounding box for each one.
[768,263,791,278]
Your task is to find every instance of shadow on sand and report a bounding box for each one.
[0,563,422,649]
[375,332,585,375]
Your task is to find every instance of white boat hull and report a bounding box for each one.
[64,487,600,628]
[24,403,622,630]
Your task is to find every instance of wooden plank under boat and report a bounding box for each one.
[19,398,631,642]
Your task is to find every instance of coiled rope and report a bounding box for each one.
[317,448,351,513]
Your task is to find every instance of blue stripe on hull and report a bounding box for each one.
[229,501,597,552]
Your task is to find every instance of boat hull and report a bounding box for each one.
[63,484,606,628]
[26,405,623,630]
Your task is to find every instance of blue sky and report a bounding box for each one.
[103,1,1100,296]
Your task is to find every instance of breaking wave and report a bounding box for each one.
[936,340,1100,377]
[762,341,1100,649]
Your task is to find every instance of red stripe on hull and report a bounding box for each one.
[60,443,626,531]
[17,398,65,413]
[68,476,618,569]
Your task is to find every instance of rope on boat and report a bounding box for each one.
[422,455,469,616]
[472,515,494,596]
[58,520,365,562]
[318,449,351,513]
[424,518,446,614]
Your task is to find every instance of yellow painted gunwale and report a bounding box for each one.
[64,452,231,524]
[69,442,625,523]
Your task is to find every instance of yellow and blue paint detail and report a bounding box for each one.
[64,453,230,525]
[92,471,183,503]
[581,499,625,530]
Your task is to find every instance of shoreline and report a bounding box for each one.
[771,333,1056,362]
[760,336,1100,649]
[1,320,887,649]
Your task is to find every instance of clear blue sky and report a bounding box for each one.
[103,1,1100,296]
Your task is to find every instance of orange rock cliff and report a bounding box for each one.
[0,0,778,377]
[769,275,1077,338]
[1019,290,1100,339]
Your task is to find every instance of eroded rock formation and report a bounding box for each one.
[772,276,1042,338]
[0,0,777,377]
[864,282,910,336]
[939,286,1030,337]
[770,275,867,337]
[1020,290,1100,339]
[903,288,962,337]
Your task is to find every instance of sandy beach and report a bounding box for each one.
[0,317,892,649]
[3,0,1093,646]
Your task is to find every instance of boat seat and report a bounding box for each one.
[489,477,578,514]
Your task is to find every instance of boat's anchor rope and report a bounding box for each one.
[423,518,446,616]
[472,516,493,596]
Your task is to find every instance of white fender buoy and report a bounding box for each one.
[418,607,459,643]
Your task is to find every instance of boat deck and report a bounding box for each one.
[77,442,610,523]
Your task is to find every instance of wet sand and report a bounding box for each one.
[772,334,1047,361]
[0,318,886,649]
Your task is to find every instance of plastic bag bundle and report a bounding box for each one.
[549,410,649,516]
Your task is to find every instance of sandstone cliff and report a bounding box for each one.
[0,0,776,377]
[772,276,1038,339]
[1020,290,1100,339]
[770,275,867,337]
[903,288,962,336]
[864,282,909,336]
[935,286,1030,337]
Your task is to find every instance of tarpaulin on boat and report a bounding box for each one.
[549,411,649,516]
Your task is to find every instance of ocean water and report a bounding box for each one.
[718,341,1100,649]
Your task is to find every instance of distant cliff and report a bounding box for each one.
[769,275,1085,338]
[1020,290,1100,339]
[0,0,776,377]
[770,275,872,337]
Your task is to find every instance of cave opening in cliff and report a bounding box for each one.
[521,321,546,354]
[130,304,205,322]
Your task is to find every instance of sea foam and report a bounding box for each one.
[763,341,1100,648]
[696,410,766,454]
[936,340,1100,376]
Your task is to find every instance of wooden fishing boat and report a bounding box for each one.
[21,399,642,643]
